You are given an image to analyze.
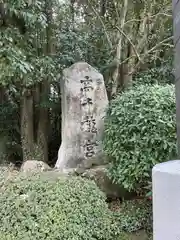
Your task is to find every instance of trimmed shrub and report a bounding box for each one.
[114,199,152,234]
[103,84,177,192]
[0,174,119,240]
[118,231,150,240]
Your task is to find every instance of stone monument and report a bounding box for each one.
[152,2,180,240]
[55,62,108,170]
[152,3,180,239]
[152,160,180,240]
[173,0,180,153]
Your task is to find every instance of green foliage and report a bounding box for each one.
[114,200,152,234]
[0,0,59,164]
[57,25,112,73]
[0,174,119,240]
[103,84,177,192]
[0,0,48,86]
[118,231,151,240]
[1,0,173,165]
[0,101,21,164]
[0,0,58,90]
[134,61,174,86]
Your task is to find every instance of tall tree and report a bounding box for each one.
[36,0,54,163]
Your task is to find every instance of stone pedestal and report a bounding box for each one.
[152,160,180,240]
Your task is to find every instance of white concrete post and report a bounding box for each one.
[152,160,180,240]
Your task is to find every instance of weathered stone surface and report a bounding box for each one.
[153,160,180,240]
[56,62,108,170]
[20,160,51,173]
[79,165,134,199]
[173,0,180,153]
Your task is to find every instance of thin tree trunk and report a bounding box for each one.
[36,0,53,163]
[0,86,6,104]
[37,82,49,163]
[21,89,35,161]
[111,0,128,97]
[70,0,75,23]
[100,0,106,16]
[123,44,134,88]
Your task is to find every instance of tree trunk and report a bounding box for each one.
[100,0,106,16]
[0,86,6,104]
[111,0,128,97]
[36,0,53,163]
[21,89,35,161]
[37,83,49,163]
[70,0,75,23]
[123,44,134,88]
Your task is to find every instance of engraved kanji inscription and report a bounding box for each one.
[80,76,93,92]
[80,95,93,106]
[81,115,97,133]
[80,76,93,106]
[83,139,98,158]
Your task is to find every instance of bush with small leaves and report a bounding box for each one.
[0,174,119,240]
[114,200,152,234]
[134,64,174,86]
[133,57,174,86]
[103,84,177,192]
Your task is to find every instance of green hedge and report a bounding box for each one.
[133,64,174,86]
[0,174,119,240]
[103,84,177,192]
[115,199,152,234]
